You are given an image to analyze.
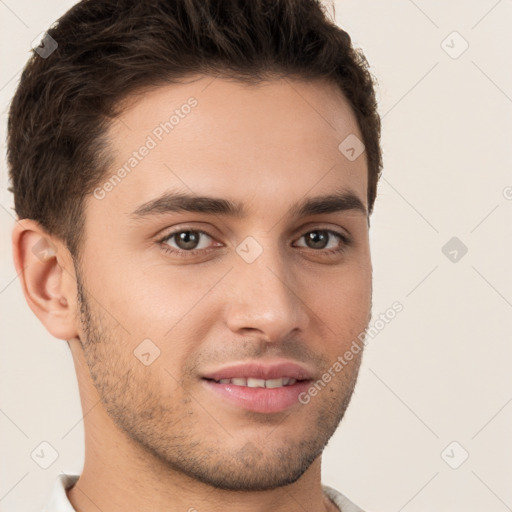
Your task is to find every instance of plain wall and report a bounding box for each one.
[1,1,511,511]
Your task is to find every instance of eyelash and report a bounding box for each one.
[156,227,352,259]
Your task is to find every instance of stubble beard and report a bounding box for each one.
[74,264,364,491]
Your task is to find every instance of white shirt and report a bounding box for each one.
[43,473,365,512]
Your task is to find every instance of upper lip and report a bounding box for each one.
[201,360,315,381]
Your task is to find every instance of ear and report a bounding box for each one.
[11,218,80,341]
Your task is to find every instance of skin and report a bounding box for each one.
[12,75,372,512]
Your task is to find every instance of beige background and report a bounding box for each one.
[1,1,511,511]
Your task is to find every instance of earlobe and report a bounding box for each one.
[11,218,79,341]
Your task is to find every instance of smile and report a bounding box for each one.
[211,377,297,388]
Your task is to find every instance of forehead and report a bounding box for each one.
[94,76,368,220]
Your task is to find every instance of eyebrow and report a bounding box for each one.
[130,189,368,220]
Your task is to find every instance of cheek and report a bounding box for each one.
[312,249,371,291]
[309,261,372,336]
[99,266,217,364]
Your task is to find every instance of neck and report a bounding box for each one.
[67,457,338,512]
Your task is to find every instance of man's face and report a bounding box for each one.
[75,76,372,490]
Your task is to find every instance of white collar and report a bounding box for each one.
[43,473,364,512]
[42,473,79,512]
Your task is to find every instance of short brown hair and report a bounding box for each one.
[8,0,382,258]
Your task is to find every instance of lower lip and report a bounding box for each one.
[202,379,312,413]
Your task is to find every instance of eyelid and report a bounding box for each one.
[157,223,350,244]
[156,224,352,260]
[157,227,219,250]
[292,221,351,241]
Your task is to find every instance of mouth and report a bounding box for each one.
[200,361,315,414]
[205,377,300,388]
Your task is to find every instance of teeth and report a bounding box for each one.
[265,378,285,388]
[216,377,298,388]
[247,378,266,388]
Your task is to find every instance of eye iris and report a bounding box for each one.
[306,230,328,249]
[176,231,200,250]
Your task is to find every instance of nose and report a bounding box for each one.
[222,242,310,343]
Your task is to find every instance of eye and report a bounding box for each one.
[158,229,218,257]
[294,229,350,255]
[156,227,351,259]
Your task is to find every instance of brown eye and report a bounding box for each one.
[295,230,347,253]
[159,229,216,255]
[173,230,202,250]
[304,230,330,249]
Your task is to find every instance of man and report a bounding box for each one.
[9,0,382,510]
